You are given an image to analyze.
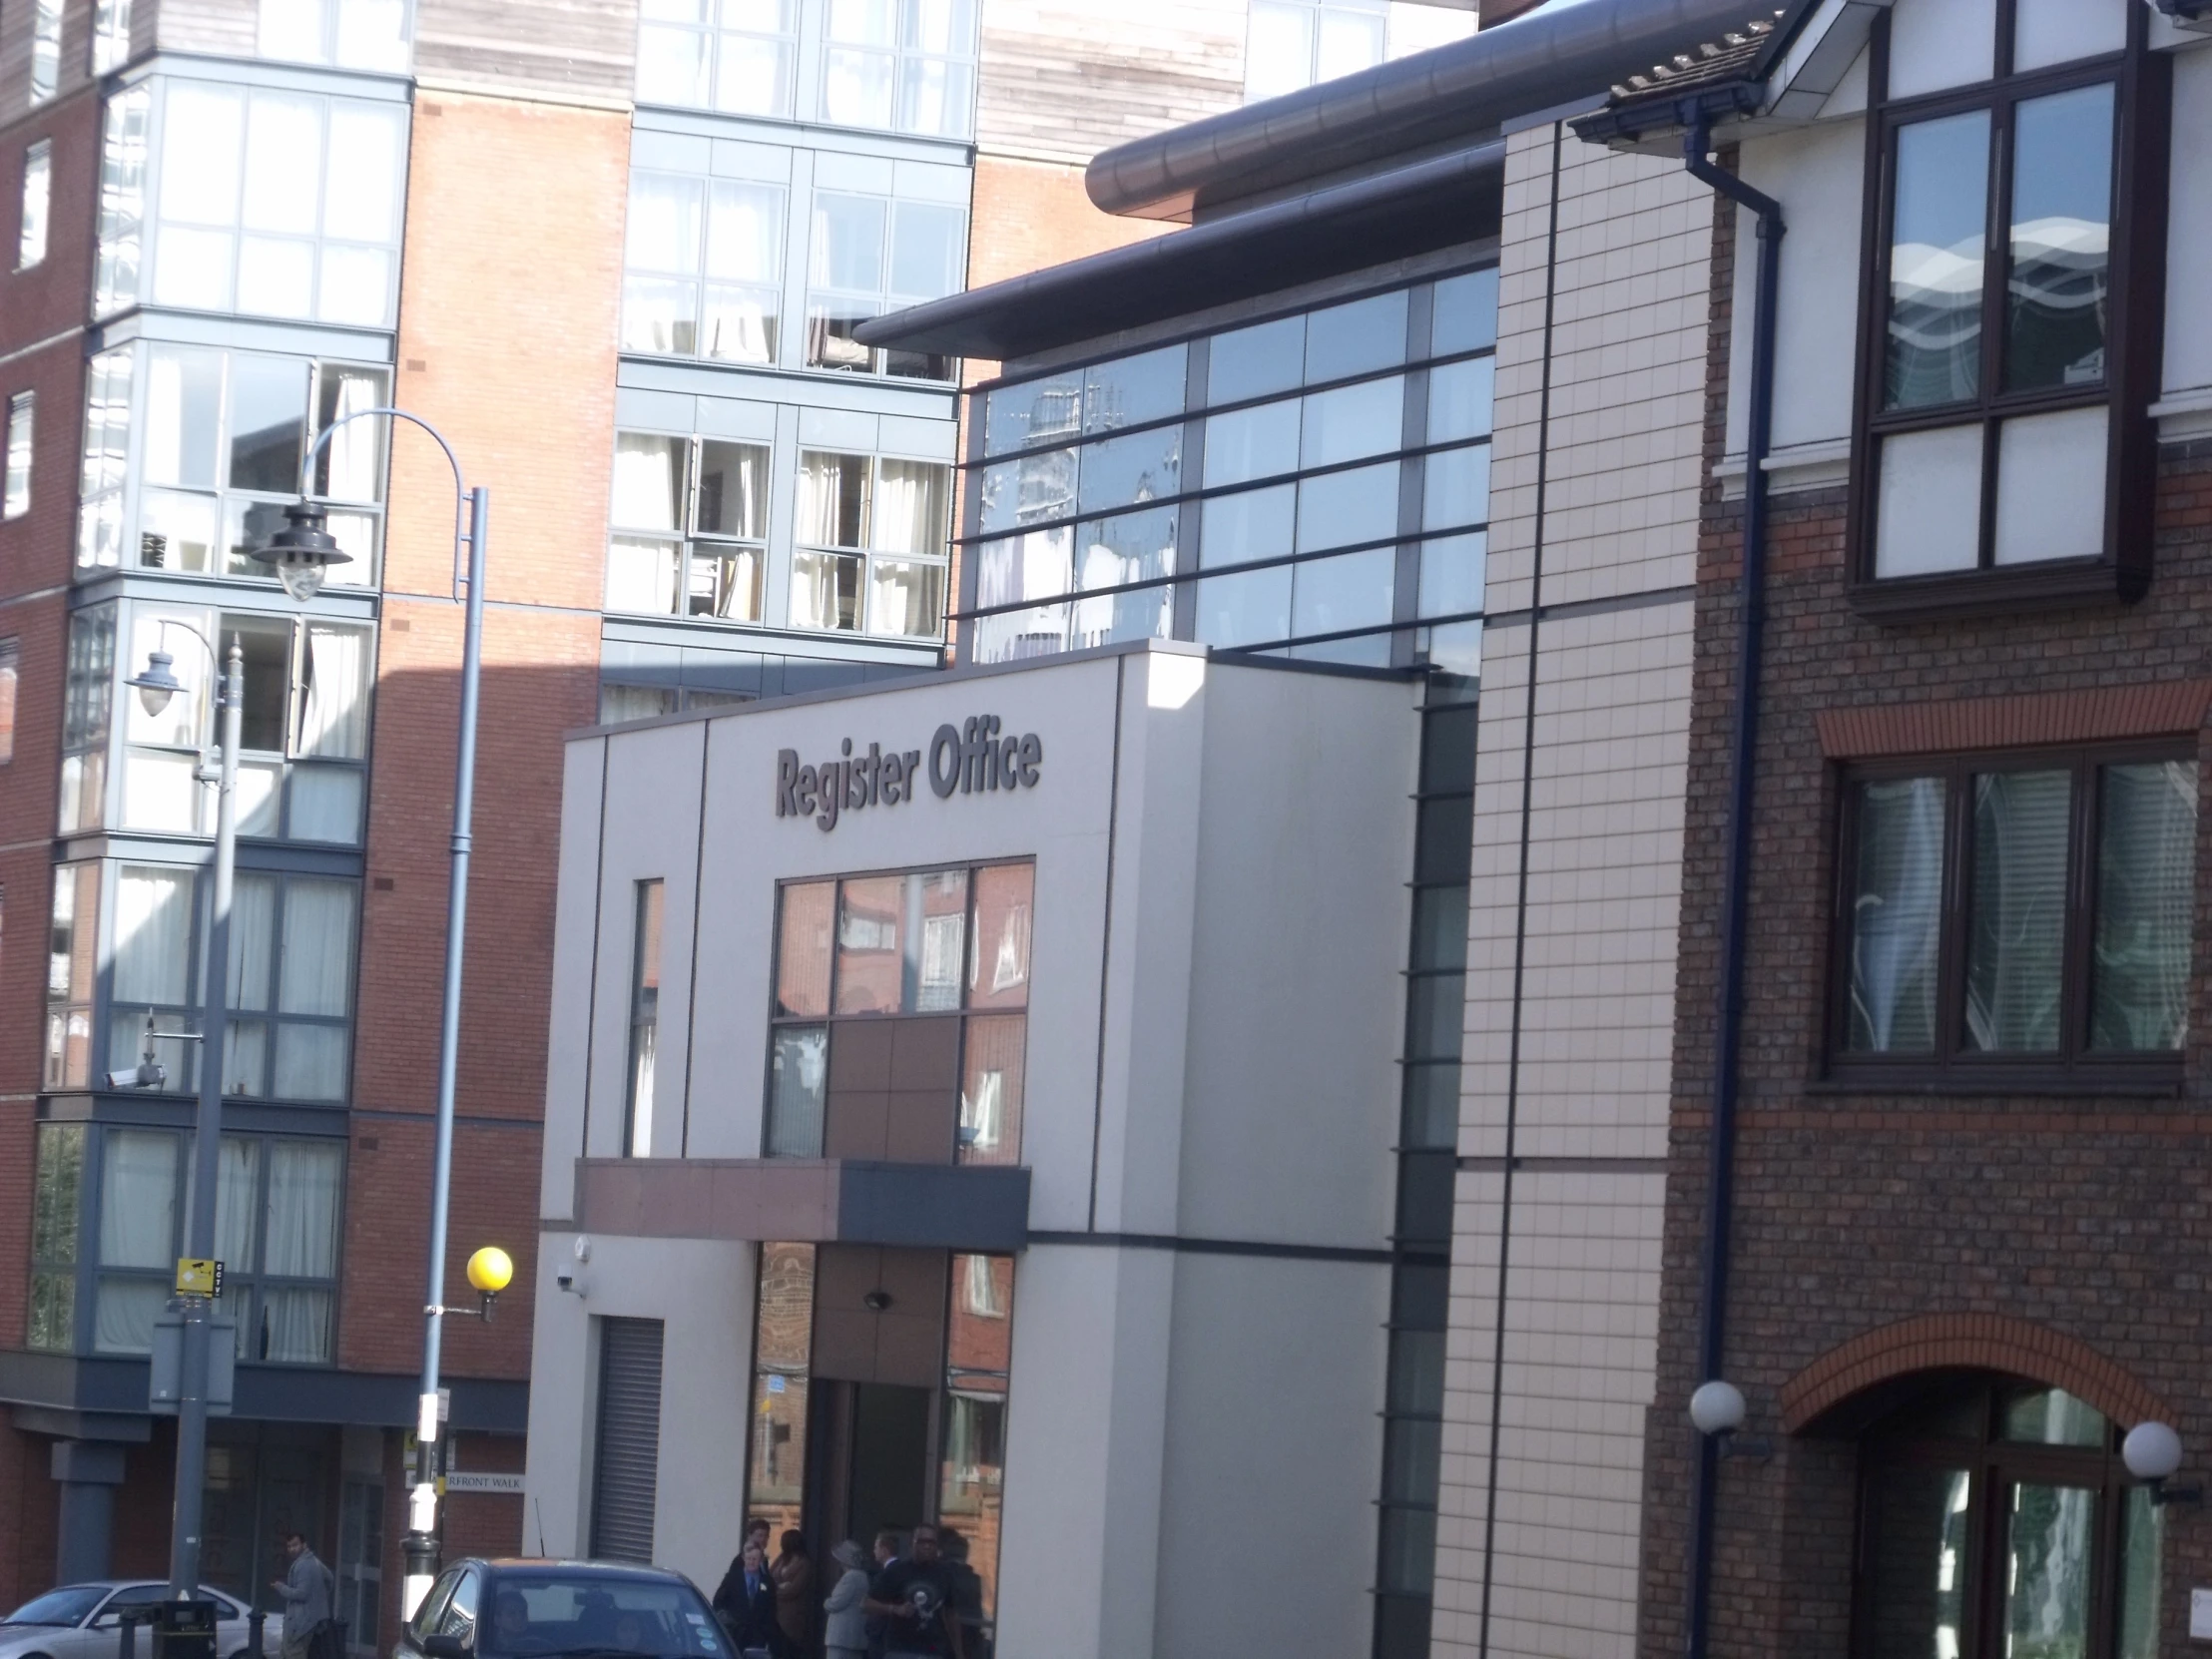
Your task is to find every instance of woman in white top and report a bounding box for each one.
[823,1539,872,1659]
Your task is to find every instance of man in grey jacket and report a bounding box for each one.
[271,1530,334,1659]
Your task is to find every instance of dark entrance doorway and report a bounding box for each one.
[808,1382,934,1557]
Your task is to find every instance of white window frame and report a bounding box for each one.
[31,0,63,105]
[256,0,415,71]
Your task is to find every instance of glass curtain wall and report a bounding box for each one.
[968,266,1495,670]
[1374,675,1473,1659]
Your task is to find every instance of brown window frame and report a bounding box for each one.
[1825,740,2195,1090]
[1845,2,2171,620]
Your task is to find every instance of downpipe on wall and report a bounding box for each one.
[1678,108,1783,1659]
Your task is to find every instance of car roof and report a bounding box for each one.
[463,1561,694,1582]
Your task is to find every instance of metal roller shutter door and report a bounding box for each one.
[590,1317,665,1563]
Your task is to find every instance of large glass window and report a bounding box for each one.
[257,0,412,71]
[621,172,785,365]
[103,863,360,1103]
[61,605,116,833]
[1243,0,1474,106]
[636,0,796,116]
[28,1122,85,1353]
[1832,748,2195,1081]
[1854,1379,2159,1659]
[942,1253,1014,1640]
[746,1240,814,1538]
[46,862,98,1089]
[1857,1,2155,607]
[111,606,373,843]
[77,344,388,584]
[19,141,52,271]
[92,0,132,72]
[607,432,771,622]
[970,267,1495,668]
[766,863,1031,1162]
[85,1126,342,1361]
[821,0,976,138]
[791,450,950,637]
[94,80,407,328]
[805,191,965,378]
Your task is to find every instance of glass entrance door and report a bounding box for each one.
[1853,1382,2160,1659]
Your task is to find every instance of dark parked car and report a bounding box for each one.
[394,1561,731,1659]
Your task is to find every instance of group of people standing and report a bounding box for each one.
[711,1519,983,1659]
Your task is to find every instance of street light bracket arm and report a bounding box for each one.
[300,405,474,601]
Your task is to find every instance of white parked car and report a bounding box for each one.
[0,1582,284,1659]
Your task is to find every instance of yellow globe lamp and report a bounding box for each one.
[466,1246,514,1295]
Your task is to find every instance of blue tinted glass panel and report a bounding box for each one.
[1416,532,1485,619]
[978,449,1075,532]
[1292,631,1393,667]
[1194,566,1292,647]
[1201,484,1295,569]
[972,602,1069,662]
[1084,343,1187,434]
[1302,376,1403,469]
[1421,443,1490,532]
[984,372,1080,456]
[1293,547,1395,637]
[972,527,1070,608]
[1431,269,1498,356]
[1427,357,1493,445]
[1077,424,1181,515]
[1305,289,1407,385]
[1208,315,1304,406]
[1297,460,1399,552]
[1202,399,1301,489]
[1078,505,1176,588]
[1070,583,1172,651]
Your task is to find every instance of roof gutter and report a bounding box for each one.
[1084,0,1792,222]
[854,140,1505,362]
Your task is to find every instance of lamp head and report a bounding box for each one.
[1690,1380,1749,1437]
[251,499,350,602]
[126,651,184,718]
[2124,1421,2185,1484]
[466,1246,515,1297]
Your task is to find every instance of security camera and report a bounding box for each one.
[556,1270,586,1300]
[105,1060,167,1090]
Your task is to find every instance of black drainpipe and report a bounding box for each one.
[1677,107,1783,1659]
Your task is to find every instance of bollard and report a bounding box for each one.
[118,1608,140,1659]
[248,1610,266,1659]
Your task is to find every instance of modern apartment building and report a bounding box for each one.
[0,0,1484,1638]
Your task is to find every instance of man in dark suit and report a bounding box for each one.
[712,1539,780,1657]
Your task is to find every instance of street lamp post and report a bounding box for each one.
[124,629,247,1605]
[261,409,490,1616]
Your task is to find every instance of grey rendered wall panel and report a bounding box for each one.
[974,0,1246,164]
[413,0,640,99]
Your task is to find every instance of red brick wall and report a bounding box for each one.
[1638,152,2212,1659]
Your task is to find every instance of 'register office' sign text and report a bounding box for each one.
[776,714,1042,831]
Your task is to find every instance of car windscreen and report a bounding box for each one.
[478,1576,727,1659]
[6,1586,109,1626]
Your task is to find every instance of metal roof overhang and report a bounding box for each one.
[852,139,1506,363]
[1083,0,1796,223]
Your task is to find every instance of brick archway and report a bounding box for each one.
[1780,1314,2170,1433]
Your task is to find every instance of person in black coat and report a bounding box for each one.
[712,1540,781,1657]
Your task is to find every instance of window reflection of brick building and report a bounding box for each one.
[943,1253,1013,1622]
[747,1241,816,1540]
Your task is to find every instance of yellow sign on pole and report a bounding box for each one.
[176,1258,224,1296]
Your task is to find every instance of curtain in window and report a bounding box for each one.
[100,1130,178,1269]
[299,624,367,759]
[627,173,703,275]
[266,1140,341,1277]
[278,880,354,1016]
[796,452,867,547]
[613,435,687,532]
[214,1135,261,1345]
[263,1287,333,1364]
[229,875,277,1010]
[2092,762,2197,1051]
[1964,771,2070,1052]
[114,866,195,1004]
[871,461,944,555]
[1847,777,1946,1051]
[320,368,382,502]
